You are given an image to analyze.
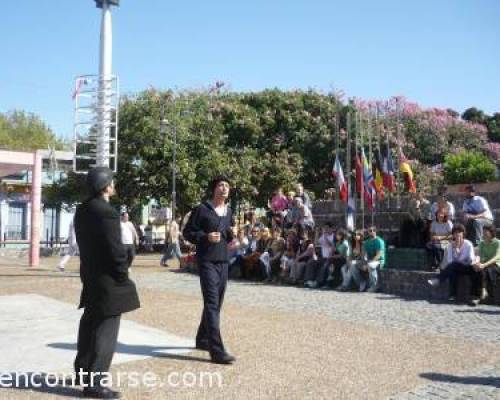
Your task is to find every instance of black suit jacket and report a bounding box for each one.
[74,197,140,316]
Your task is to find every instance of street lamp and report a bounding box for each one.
[94,0,120,7]
[159,94,187,222]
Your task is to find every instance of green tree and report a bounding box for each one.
[487,113,500,142]
[0,110,65,151]
[444,150,496,184]
[44,172,87,209]
[462,107,487,125]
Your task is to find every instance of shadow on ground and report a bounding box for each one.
[0,372,82,398]
[421,372,500,388]
[48,342,210,364]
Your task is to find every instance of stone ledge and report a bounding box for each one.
[380,269,500,305]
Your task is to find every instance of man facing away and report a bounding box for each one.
[74,167,140,399]
[183,175,236,364]
[120,211,139,271]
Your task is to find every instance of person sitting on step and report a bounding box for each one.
[428,223,479,305]
[472,224,500,303]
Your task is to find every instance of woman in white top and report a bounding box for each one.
[426,209,453,269]
[428,223,478,303]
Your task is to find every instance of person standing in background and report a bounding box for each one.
[120,212,139,270]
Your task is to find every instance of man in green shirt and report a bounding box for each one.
[352,226,386,292]
[472,225,500,302]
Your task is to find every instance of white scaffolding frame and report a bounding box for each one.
[73,74,119,173]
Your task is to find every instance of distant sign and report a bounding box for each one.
[149,207,172,222]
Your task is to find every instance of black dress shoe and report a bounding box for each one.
[210,352,236,364]
[195,341,210,351]
[83,387,121,399]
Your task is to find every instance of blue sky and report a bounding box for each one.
[1,0,499,139]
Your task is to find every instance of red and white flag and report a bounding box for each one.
[72,78,88,100]
[332,154,348,202]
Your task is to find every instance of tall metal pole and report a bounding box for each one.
[172,107,177,221]
[395,98,402,209]
[96,0,113,168]
[346,111,352,230]
[368,109,374,227]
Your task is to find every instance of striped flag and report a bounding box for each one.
[346,184,356,232]
[332,154,348,202]
[399,148,417,193]
[72,78,88,99]
[382,145,396,192]
[355,152,363,195]
[361,148,376,209]
[373,149,385,200]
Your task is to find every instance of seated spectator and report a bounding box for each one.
[352,226,385,292]
[269,187,289,227]
[426,209,453,269]
[304,223,335,289]
[244,227,272,279]
[260,226,286,282]
[286,190,296,210]
[472,225,500,303]
[243,210,264,236]
[400,192,432,247]
[229,228,249,275]
[462,184,494,246]
[296,198,315,236]
[284,197,301,229]
[431,186,456,221]
[327,228,351,288]
[241,227,261,278]
[295,183,312,210]
[279,229,300,282]
[289,229,316,285]
[428,223,478,305]
[338,230,364,291]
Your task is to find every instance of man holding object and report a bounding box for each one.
[183,175,236,364]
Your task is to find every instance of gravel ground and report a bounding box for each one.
[0,254,499,399]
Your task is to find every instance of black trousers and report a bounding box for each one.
[124,244,135,268]
[426,243,445,268]
[438,261,479,296]
[481,266,499,289]
[196,261,228,356]
[74,308,121,387]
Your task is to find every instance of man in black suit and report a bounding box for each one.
[74,167,140,399]
[183,175,236,364]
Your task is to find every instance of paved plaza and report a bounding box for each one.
[0,254,499,399]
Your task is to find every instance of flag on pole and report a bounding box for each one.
[382,146,396,192]
[399,148,417,193]
[346,185,356,232]
[373,149,385,200]
[361,148,376,209]
[332,154,348,202]
[72,78,88,99]
[355,152,363,195]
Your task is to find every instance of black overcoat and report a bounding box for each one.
[74,197,140,316]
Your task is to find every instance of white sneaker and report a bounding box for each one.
[427,278,439,287]
[57,265,65,272]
